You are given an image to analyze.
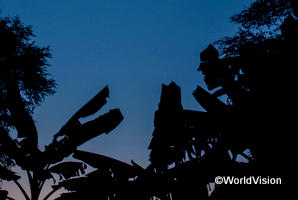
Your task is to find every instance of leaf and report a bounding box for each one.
[53,177,88,191]
[44,109,123,164]
[0,127,20,159]
[73,150,137,177]
[0,190,8,200]
[48,162,86,180]
[200,44,219,62]
[0,127,31,168]
[53,169,112,192]
[54,192,78,200]
[54,86,109,140]
[0,165,20,181]
[131,160,145,171]
[182,110,208,126]
[182,110,220,138]
[292,0,298,17]
[193,86,228,114]
[72,86,109,119]
[43,137,77,165]
[0,127,39,170]
[72,109,124,147]
[53,119,81,141]
[6,80,38,148]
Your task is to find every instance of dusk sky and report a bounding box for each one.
[1,0,252,199]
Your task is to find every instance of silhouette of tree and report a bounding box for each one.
[231,0,293,30]
[216,0,296,56]
[148,1,297,199]
[198,1,297,199]
[0,84,123,200]
[0,16,124,200]
[0,15,55,167]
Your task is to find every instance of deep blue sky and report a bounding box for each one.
[1,0,252,199]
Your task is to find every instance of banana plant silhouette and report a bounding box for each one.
[51,150,144,200]
[52,150,173,200]
[0,81,123,200]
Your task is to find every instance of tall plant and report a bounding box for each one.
[0,16,124,200]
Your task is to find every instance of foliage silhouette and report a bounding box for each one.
[2,1,297,199]
[0,15,55,168]
[0,16,124,200]
[29,1,297,199]
[0,84,123,200]
[147,0,297,199]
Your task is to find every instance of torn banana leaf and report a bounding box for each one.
[72,109,123,147]
[0,165,20,181]
[72,86,109,119]
[193,86,229,114]
[73,150,137,177]
[54,86,109,140]
[7,81,38,145]
[48,161,86,180]
[44,109,123,164]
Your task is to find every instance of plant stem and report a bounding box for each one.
[43,187,61,200]
[13,180,30,200]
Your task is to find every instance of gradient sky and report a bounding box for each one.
[0,0,252,199]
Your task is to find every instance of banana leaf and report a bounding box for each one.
[54,192,78,200]
[0,127,32,169]
[54,86,109,140]
[72,86,109,119]
[193,86,228,114]
[53,169,112,192]
[0,128,29,170]
[7,81,38,144]
[0,127,20,159]
[44,109,123,164]
[73,150,137,177]
[53,177,88,191]
[200,44,219,62]
[48,162,86,180]
[182,110,208,126]
[0,165,20,181]
[0,190,14,200]
[131,160,145,172]
[53,119,81,141]
[72,109,123,147]
[43,137,77,164]
[182,110,220,137]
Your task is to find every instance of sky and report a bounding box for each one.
[0,0,252,199]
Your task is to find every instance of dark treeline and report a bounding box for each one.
[1,0,297,199]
